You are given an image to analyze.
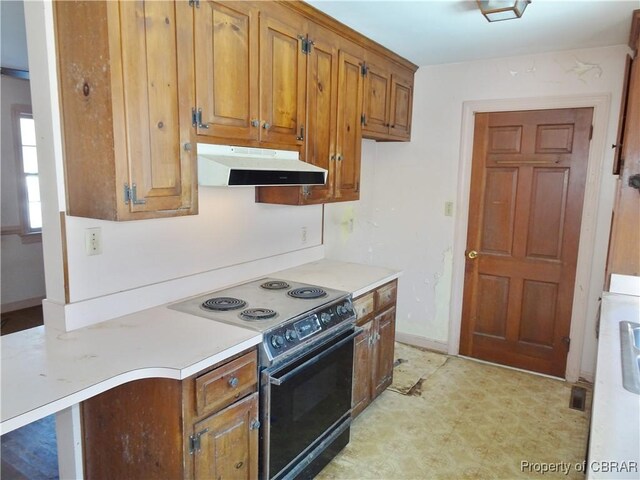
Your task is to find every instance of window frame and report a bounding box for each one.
[11,104,42,243]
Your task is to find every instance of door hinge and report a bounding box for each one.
[562,336,571,349]
[192,107,209,129]
[589,125,593,140]
[124,183,146,205]
[298,36,312,55]
[189,428,209,455]
[361,64,368,77]
[188,0,200,8]
[361,114,366,126]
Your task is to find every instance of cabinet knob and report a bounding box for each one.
[235,461,244,469]
[467,250,479,259]
[263,122,271,130]
[228,376,239,388]
[250,419,261,430]
[251,119,260,128]
[337,154,343,161]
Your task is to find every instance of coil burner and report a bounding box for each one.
[201,297,247,312]
[260,280,291,290]
[240,308,278,321]
[287,287,327,300]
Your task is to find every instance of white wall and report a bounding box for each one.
[325,44,630,378]
[0,75,46,310]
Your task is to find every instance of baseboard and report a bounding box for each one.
[395,332,448,353]
[1,296,45,313]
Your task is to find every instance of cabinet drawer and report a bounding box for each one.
[195,350,258,417]
[354,292,375,325]
[375,281,397,311]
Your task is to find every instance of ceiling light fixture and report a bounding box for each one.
[477,0,531,22]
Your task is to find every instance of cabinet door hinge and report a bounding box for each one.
[192,107,209,129]
[188,0,200,8]
[124,183,146,205]
[361,64,368,76]
[298,35,309,55]
[562,336,571,349]
[189,428,209,455]
[361,114,366,126]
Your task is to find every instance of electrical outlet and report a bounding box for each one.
[444,201,454,217]
[301,226,308,244]
[85,227,102,255]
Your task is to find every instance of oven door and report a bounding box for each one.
[262,326,359,480]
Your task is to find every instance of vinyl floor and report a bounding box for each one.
[318,344,592,480]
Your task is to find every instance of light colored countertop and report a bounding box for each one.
[274,259,400,298]
[1,308,261,435]
[587,292,640,479]
[1,259,399,436]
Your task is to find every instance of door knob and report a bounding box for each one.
[467,250,479,259]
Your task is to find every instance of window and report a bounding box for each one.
[13,106,42,236]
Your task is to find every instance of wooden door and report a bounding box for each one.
[119,1,195,214]
[259,7,306,147]
[194,0,259,141]
[352,320,373,417]
[388,69,413,140]
[362,54,391,137]
[335,45,364,201]
[460,108,593,377]
[304,24,339,204]
[373,307,396,397]
[193,393,259,480]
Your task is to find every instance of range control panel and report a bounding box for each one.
[263,297,355,362]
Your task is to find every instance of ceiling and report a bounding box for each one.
[307,0,639,66]
[2,1,637,71]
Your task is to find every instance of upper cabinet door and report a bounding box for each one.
[362,55,391,137]
[259,7,307,147]
[194,1,259,141]
[335,44,364,201]
[304,24,339,204]
[388,69,413,140]
[119,0,195,214]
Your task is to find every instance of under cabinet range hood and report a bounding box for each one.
[197,144,327,187]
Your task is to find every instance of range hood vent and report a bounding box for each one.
[197,144,327,187]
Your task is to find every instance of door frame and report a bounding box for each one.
[448,94,611,382]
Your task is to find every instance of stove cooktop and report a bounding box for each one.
[168,278,350,333]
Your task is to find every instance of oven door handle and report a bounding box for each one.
[268,327,362,386]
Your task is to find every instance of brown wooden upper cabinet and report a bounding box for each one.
[255,33,364,205]
[55,1,197,220]
[192,1,306,149]
[362,51,414,141]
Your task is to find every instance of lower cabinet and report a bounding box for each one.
[82,349,259,479]
[352,280,397,418]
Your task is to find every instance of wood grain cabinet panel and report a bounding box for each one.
[388,68,414,140]
[54,0,196,220]
[194,0,260,142]
[82,349,259,478]
[351,280,397,418]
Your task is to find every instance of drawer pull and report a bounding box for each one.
[228,376,239,388]
[235,461,244,469]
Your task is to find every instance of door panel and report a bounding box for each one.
[120,1,188,212]
[388,70,413,139]
[526,168,569,259]
[475,274,509,338]
[373,307,395,397]
[194,393,258,480]
[195,1,259,141]
[480,168,518,255]
[305,24,339,203]
[460,108,593,377]
[335,46,363,201]
[362,54,390,136]
[259,9,306,146]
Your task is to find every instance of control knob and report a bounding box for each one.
[285,329,298,342]
[320,312,332,325]
[270,334,285,349]
[337,302,353,316]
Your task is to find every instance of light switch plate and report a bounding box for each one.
[85,227,102,255]
[444,201,454,217]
